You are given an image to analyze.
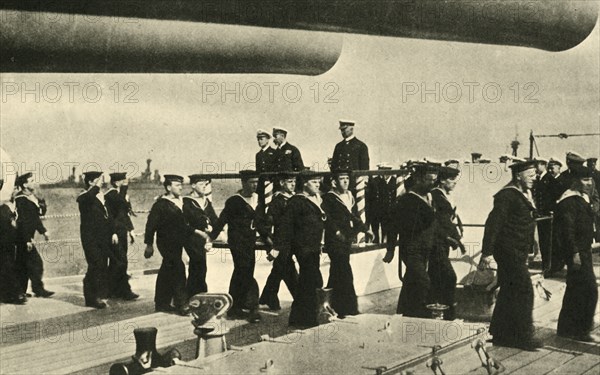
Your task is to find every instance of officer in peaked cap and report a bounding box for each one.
[479,159,543,350]
[104,172,138,301]
[272,127,304,172]
[331,119,370,173]
[367,163,395,243]
[531,158,553,273]
[255,129,277,205]
[555,164,598,342]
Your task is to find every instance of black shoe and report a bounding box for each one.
[6,294,27,305]
[177,305,191,316]
[155,305,176,313]
[25,293,33,298]
[248,310,261,323]
[558,333,600,343]
[493,336,543,351]
[35,290,55,298]
[121,292,139,301]
[86,299,107,309]
[227,308,247,319]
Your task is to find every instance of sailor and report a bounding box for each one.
[555,164,599,342]
[258,172,299,311]
[587,157,600,242]
[384,162,439,318]
[322,168,372,317]
[210,170,267,323]
[0,180,27,304]
[104,172,138,300]
[428,166,464,321]
[14,172,54,298]
[331,120,370,172]
[77,171,117,309]
[274,170,326,327]
[145,175,207,315]
[532,158,553,273]
[479,160,543,351]
[553,152,600,273]
[183,174,218,297]
[272,127,304,172]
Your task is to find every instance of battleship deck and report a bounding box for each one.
[1,251,598,374]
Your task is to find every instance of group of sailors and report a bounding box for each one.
[0,173,55,304]
[1,122,598,349]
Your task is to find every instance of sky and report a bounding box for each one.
[1,18,599,184]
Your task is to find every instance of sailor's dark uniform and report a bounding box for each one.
[276,193,326,326]
[258,192,299,310]
[15,192,48,295]
[145,195,195,310]
[482,184,537,345]
[182,195,218,297]
[77,186,116,305]
[210,193,266,313]
[429,188,461,320]
[387,191,436,318]
[104,187,135,298]
[555,190,598,338]
[322,190,367,317]
[0,202,23,303]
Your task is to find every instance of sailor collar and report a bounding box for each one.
[328,190,354,212]
[185,194,208,210]
[161,195,183,211]
[408,191,432,207]
[557,189,590,205]
[15,191,40,207]
[497,183,536,209]
[104,187,118,195]
[235,191,258,210]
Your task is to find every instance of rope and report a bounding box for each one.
[355,175,366,245]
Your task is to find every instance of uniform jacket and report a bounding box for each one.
[554,190,595,258]
[533,172,554,215]
[273,142,304,172]
[386,192,436,258]
[481,184,536,261]
[211,194,268,247]
[256,192,292,236]
[331,137,369,171]
[77,186,116,244]
[275,194,326,256]
[431,188,461,248]
[183,196,218,231]
[15,192,47,243]
[322,191,367,252]
[256,146,277,173]
[0,203,18,245]
[104,188,134,233]
[144,196,195,249]
[366,176,396,219]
